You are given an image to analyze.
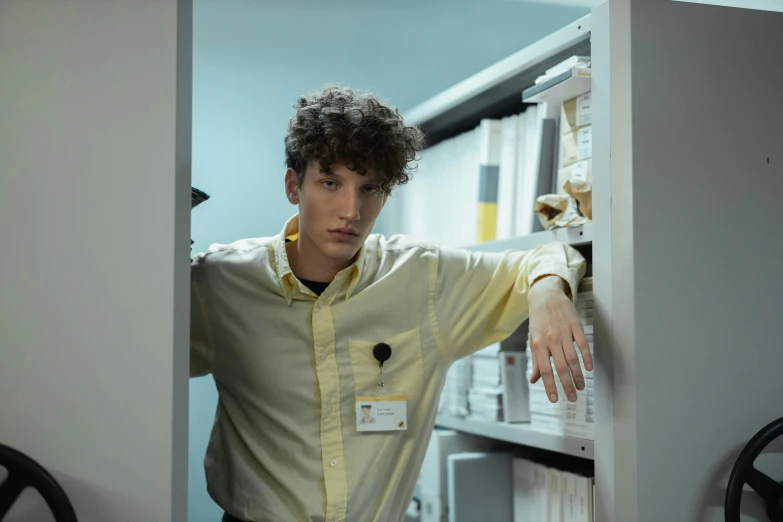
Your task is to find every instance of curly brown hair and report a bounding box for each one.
[284,85,426,195]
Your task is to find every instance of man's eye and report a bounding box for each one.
[322,180,336,188]
[364,186,378,194]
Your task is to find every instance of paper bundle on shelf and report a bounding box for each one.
[467,343,503,422]
[467,387,503,422]
[534,193,587,230]
[533,55,591,86]
[526,277,595,440]
[564,178,593,220]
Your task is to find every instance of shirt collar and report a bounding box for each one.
[274,214,368,303]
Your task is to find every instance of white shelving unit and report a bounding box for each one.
[404,2,783,521]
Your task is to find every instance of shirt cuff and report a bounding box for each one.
[530,268,581,303]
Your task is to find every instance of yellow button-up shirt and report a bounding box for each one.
[190,215,586,522]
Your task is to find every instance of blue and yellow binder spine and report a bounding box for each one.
[477,119,502,243]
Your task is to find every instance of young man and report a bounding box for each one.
[190,86,591,522]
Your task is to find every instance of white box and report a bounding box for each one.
[501,352,531,423]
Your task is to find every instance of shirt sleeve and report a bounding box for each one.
[431,241,587,362]
[190,256,215,378]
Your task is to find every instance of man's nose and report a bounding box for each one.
[338,190,360,222]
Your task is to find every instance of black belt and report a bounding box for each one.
[222,513,249,522]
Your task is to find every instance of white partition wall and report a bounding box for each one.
[0,1,192,521]
[589,2,624,520]
[595,1,783,520]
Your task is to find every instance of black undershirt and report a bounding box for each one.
[299,278,329,296]
[285,237,331,296]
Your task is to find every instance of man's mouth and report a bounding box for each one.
[329,227,359,239]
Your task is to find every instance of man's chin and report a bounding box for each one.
[321,240,362,263]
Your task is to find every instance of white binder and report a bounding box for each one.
[447,452,513,522]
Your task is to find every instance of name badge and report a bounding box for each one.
[356,394,407,432]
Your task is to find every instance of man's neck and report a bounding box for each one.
[285,236,355,283]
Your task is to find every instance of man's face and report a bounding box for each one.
[286,161,386,265]
[362,407,371,420]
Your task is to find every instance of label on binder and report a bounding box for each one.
[577,127,593,160]
[572,160,589,182]
[576,93,592,126]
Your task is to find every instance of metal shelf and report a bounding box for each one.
[403,14,591,147]
[463,222,592,253]
[522,66,592,105]
[436,415,594,460]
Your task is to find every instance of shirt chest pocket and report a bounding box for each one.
[348,327,425,400]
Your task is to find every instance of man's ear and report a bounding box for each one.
[284,168,300,205]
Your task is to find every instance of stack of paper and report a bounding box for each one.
[467,343,503,422]
[512,458,595,522]
[533,55,591,86]
[526,277,595,440]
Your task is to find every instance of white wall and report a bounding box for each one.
[0,1,192,521]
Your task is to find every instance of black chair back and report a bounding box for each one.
[0,444,77,522]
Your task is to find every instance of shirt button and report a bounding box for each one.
[332,514,339,520]
[330,459,337,467]
[320,353,328,361]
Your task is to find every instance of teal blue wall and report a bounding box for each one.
[189,1,588,519]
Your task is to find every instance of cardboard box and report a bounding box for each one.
[557,158,592,194]
[560,92,592,135]
[559,125,592,168]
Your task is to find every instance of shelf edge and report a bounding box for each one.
[463,222,593,253]
[436,415,594,460]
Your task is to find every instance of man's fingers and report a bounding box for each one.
[530,354,540,383]
[550,338,577,402]
[573,322,593,372]
[534,347,558,403]
[562,328,585,392]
